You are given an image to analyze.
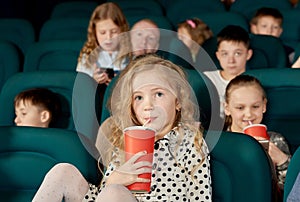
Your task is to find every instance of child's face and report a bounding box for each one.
[15,100,49,127]
[177,27,193,50]
[132,70,178,139]
[216,41,252,80]
[95,19,121,52]
[224,86,266,133]
[251,16,283,38]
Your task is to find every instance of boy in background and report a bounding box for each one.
[204,25,253,119]
[250,7,294,66]
[14,88,61,128]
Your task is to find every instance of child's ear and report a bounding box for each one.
[246,49,253,60]
[40,110,50,123]
[224,102,231,116]
[262,98,267,113]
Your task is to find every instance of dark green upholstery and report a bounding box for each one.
[0,71,100,142]
[284,146,300,202]
[0,18,35,55]
[293,42,300,63]
[39,18,90,41]
[0,40,20,93]
[250,34,288,68]
[23,39,84,71]
[205,130,274,202]
[229,0,293,20]
[110,0,164,17]
[280,10,300,50]
[0,126,99,202]
[190,12,249,34]
[166,0,226,26]
[50,1,98,19]
[244,68,300,154]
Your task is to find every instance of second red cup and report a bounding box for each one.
[123,126,156,193]
[243,123,269,140]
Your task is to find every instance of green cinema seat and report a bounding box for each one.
[0,71,100,142]
[0,126,99,202]
[23,39,84,72]
[205,130,274,202]
[50,1,98,19]
[284,146,300,202]
[0,40,21,93]
[0,18,35,55]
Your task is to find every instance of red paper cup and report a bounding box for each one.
[123,126,156,193]
[243,124,269,140]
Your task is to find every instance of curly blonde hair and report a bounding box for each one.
[77,2,131,68]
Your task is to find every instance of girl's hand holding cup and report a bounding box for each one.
[106,151,152,186]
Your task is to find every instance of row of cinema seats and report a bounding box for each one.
[0,126,274,201]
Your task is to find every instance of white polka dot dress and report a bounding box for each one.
[84,127,212,202]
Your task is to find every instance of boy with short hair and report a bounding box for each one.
[14,88,61,128]
[204,25,253,118]
[250,7,294,66]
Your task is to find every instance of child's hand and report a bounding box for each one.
[268,142,289,165]
[93,68,110,85]
[106,151,152,186]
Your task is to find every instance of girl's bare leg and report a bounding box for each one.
[32,163,89,202]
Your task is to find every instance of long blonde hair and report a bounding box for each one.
[77,2,131,67]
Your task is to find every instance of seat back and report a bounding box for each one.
[23,40,83,72]
[0,18,35,55]
[229,0,293,20]
[281,10,300,49]
[205,130,273,202]
[293,42,300,63]
[50,1,98,18]
[0,126,99,202]
[284,146,300,201]
[250,34,288,68]
[0,40,21,93]
[244,68,300,153]
[166,0,226,26]
[193,12,249,34]
[109,0,164,17]
[39,18,90,41]
[0,71,100,141]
